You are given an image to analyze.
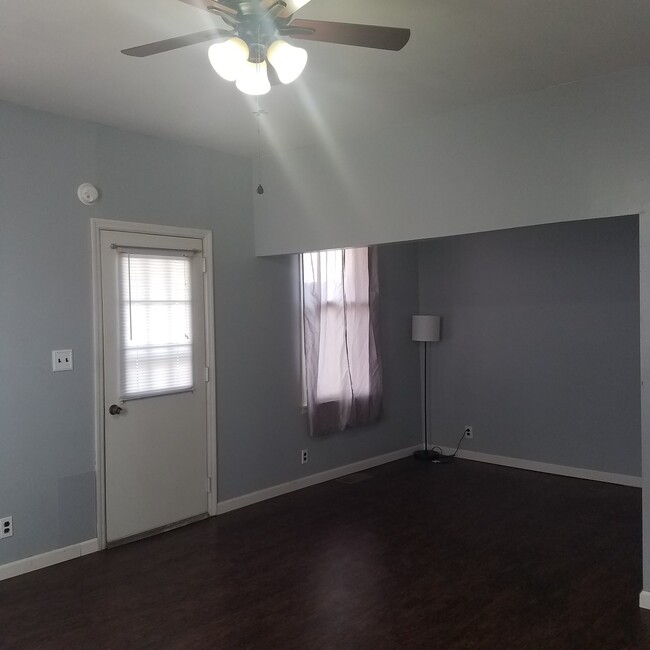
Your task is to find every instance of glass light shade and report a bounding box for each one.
[208,37,249,81]
[267,39,308,84]
[235,59,271,96]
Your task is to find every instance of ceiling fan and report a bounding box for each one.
[122,0,410,95]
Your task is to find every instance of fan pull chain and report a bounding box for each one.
[254,95,266,195]
[256,118,264,195]
[254,26,265,195]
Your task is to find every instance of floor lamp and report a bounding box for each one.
[412,315,441,462]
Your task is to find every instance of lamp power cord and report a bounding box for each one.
[429,431,467,464]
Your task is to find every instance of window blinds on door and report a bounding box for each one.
[118,251,194,400]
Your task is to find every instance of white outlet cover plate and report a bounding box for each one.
[52,349,73,371]
[0,516,13,539]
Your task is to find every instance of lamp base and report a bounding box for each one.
[413,449,442,462]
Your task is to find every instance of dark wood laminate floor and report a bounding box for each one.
[2,458,650,649]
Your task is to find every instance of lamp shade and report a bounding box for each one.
[412,315,441,342]
[208,37,249,81]
[267,39,308,84]
[235,59,271,96]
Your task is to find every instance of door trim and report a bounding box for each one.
[91,218,218,550]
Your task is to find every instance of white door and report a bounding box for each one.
[100,230,209,544]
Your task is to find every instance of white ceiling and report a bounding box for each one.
[3,0,650,158]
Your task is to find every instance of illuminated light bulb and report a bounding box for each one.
[266,39,308,84]
[235,59,271,96]
[208,37,249,81]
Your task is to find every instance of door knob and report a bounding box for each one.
[108,404,123,415]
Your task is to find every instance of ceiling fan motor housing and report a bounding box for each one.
[238,17,280,53]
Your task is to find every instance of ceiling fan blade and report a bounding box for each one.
[287,19,410,51]
[121,28,232,57]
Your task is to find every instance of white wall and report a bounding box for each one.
[254,66,650,256]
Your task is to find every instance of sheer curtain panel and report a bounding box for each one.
[302,246,382,436]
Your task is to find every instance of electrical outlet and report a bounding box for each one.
[464,426,474,439]
[301,449,308,464]
[0,516,13,539]
[52,349,73,372]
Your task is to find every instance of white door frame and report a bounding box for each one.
[91,218,218,550]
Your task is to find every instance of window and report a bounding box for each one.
[118,251,193,400]
[301,247,382,435]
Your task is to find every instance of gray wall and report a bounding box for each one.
[418,216,641,476]
[254,66,650,256]
[0,101,420,566]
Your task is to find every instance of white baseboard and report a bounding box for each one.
[0,539,98,582]
[217,445,421,514]
[0,447,418,582]
[2,447,638,583]
[640,591,650,610]
[217,443,640,515]
[435,446,641,488]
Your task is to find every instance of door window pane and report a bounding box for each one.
[119,253,193,400]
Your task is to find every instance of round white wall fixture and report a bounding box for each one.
[77,183,99,205]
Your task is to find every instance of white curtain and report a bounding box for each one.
[302,246,382,436]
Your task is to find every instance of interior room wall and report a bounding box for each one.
[0,103,98,567]
[0,101,420,567]
[254,66,650,257]
[418,216,641,477]
[639,218,650,591]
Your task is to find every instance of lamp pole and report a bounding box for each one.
[412,315,441,462]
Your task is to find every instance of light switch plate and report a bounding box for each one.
[52,349,73,371]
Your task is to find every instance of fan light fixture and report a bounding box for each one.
[267,39,308,84]
[208,37,307,95]
[208,37,249,81]
[235,58,271,96]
